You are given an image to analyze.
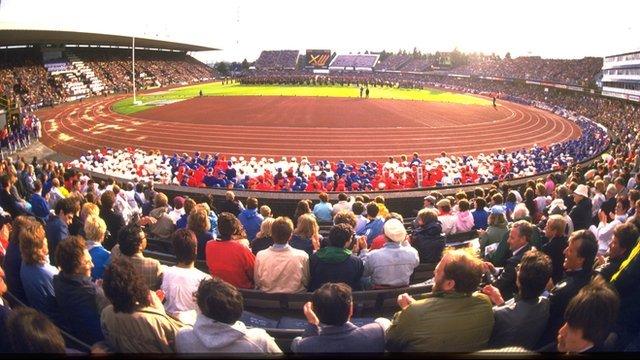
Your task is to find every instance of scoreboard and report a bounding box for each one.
[306,50,332,69]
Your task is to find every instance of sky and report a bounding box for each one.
[0,0,639,64]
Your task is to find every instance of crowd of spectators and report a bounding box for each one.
[254,50,299,70]
[453,56,603,87]
[0,139,639,353]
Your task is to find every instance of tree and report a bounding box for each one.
[241,58,250,70]
[214,62,229,75]
[505,52,512,60]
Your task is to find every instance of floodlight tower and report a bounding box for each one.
[132,36,137,104]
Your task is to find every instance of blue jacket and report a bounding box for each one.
[313,202,333,223]
[237,208,263,241]
[356,218,385,245]
[29,193,50,221]
[52,273,105,345]
[176,213,188,230]
[472,208,489,230]
[308,247,364,291]
[88,243,111,281]
[4,240,28,305]
[20,262,62,325]
[45,216,69,267]
[290,235,314,257]
[292,322,386,353]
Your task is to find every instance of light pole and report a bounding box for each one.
[132,36,138,105]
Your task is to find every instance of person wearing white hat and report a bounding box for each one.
[569,184,593,231]
[358,218,419,289]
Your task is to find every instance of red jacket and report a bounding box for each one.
[205,240,255,289]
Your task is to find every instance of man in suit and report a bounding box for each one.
[483,220,533,301]
[291,282,386,353]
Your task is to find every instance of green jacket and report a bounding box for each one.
[386,291,494,352]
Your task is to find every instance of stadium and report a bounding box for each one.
[0,0,639,356]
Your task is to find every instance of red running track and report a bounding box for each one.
[37,93,582,163]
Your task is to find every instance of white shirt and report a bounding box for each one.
[161,266,211,316]
[590,214,628,255]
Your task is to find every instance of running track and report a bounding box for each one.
[37,94,582,163]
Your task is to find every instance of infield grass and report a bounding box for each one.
[112,81,492,115]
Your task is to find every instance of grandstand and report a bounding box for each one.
[254,50,299,70]
[329,54,379,71]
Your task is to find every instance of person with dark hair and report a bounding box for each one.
[308,224,364,291]
[332,210,357,229]
[472,197,490,230]
[237,197,263,241]
[255,216,310,293]
[545,278,620,353]
[410,208,445,264]
[28,179,50,223]
[291,283,386,353]
[161,229,211,323]
[386,249,494,352]
[148,193,175,241]
[101,258,184,353]
[117,222,163,290]
[44,197,74,266]
[538,230,597,348]
[332,193,353,216]
[355,202,384,246]
[313,192,333,223]
[99,190,125,250]
[187,206,213,260]
[597,222,639,281]
[176,277,281,353]
[293,199,312,225]
[19,220,62,325]
[6,307,66,353]
[52,235,108,345]
[484,220,533,301]
[482,250,552,349]
[352,201,367,233]
[205,212,255,289]
[176,198,197,230]
[0,174,30,218]
[591,197,630,255]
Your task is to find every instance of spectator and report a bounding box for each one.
[569,184,593,231]
[355,202,384,246]
[590,197,630,255]
[205,213,255,289]
[44,197,74,267]
[436,199,456,235]
[484,220,533,301]
[176,198,196,230]
[254,216,309,293]
[161,229,211,324]
[455,199,474,233]
[539,230,597,348]
[168,196,185,224]
[308,224,364,292]
[176,277,281,354]
[291,283,386,353]
[410,208,445,264]
[218,191,243,216]
[548,278,619,353]
[290,213,321,257]
[3,216,32,305]
[313,192,333,223]
[480,206,509,263]
[251,217,275,255]
[237,197,263,242]
[19,219,62,324]
[84,215,110,281]
[101,258,184,353]
[351,201,368,233]
[53,235,108,345]
[0,175,30,218]
[597,222,639,281]
[332,193,353,215]
[483,250,552,349]
[293,200,313,224]
[259,205,272,219]
[472,197,490,230]
[386,249,494,352]
[27,179,49,222]
[374,196,390,219]
[369,213,404,250]
[99,190,125,251]
[148,193,175,241]
[541,214,569,285]
[6,307,66,354]
[187,207,212,261]
[0,265,11,352]
[359,218,419,289]
[117,222,163,291]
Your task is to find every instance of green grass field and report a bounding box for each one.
[112,81,492,115]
